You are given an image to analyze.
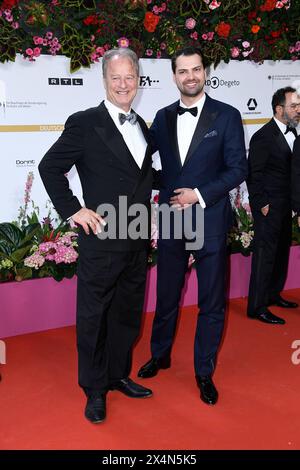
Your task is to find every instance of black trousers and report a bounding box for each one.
[76,250,148,395]
[247,200,292,315]
[151,235,227,377]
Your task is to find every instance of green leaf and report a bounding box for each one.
[0,223,23,247]
[10,246,32,264]
[15,267,32,280]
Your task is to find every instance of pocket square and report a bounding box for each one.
[204,130,218,138]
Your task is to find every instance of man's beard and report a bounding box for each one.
[180,82,204,98]
[284,111,300,128]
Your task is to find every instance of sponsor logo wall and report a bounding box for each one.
[0,55,299,222]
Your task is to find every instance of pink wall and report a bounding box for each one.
[1,247,300,338]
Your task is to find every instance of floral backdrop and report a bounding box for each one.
[0,0,299,72]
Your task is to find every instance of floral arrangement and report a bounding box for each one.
[0,175,299,282]
[0,0,298,72]
[0,172,78,282]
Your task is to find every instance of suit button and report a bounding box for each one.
[119,177,124,181]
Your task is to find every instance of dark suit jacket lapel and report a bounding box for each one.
[94,101,140,174]
[184,95,219,167]
[166,102,182,169]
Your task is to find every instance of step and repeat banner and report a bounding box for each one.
[0,55,299,222]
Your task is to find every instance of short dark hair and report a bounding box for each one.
[272,86,296,114]
[171,46,207,73]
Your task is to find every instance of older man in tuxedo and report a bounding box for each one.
[39,48,154,423]
[247,87,300,325]
[138,46,247,405]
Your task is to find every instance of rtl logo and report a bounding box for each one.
[48,78,83,86]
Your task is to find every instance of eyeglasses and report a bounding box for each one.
[280,103,300,110]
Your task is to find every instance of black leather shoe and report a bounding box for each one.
[248,309,285,324]
[196,375,218,405]
[137,356,171,378]
[110,377,153,398]
[85,394,106,424]
[269,296,298,309]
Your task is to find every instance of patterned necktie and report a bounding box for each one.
[177,106,198,117]
[119,111,137,125]
[285,125,297,138]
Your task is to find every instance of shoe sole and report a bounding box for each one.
[85,415,106,424]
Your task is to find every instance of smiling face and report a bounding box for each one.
[104,56,139,112]
[173,53,206,106]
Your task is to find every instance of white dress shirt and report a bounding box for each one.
[274,116,298,151]
[177,94,207,208]
[104,99,147,169]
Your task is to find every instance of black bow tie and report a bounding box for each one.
[285,125,297,138]
[119,111,137,125]
[177,106,198,117]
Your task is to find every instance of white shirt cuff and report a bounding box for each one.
[193,188,206,208]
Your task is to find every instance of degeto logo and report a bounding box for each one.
[205,76,240,89]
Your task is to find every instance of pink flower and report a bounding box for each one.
[242,203,251,214]
[152,5,159,14]
[276,1,284,7]
[185,17,196,30]
[24,253,45,269]
[207,32,214,40]
[209,0,221,10]
[295,41,300,52]
[242,41,250,48]
[230,47,240,58]
[11,21,19,28]
[190,31,198,40]
[46,32,53,40]
[146,49,153,56]
[202,33,208,40]
[147,0,152,3]
[25,48,33,56]
[96,46,105,56]
[160,42,166,50]
[117,37,129,48]
[90,52,98,61]
[157,51,162,58]
[33,47,41,57]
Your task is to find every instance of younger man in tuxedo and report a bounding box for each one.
[138,46,247,405]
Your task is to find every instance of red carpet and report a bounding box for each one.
[1,289,300,450]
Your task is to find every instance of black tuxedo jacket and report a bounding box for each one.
[39,101,153,251]
[292,136,300,215]
[247,118,292,212]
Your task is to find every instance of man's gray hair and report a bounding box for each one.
[102,48,139,78]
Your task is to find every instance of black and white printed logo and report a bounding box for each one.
[16,160,35,167]
[205,76,240,89]
[139,76,160,88]
[244,98,261,116]
[247,98,257,110]
[48,78,83,86]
